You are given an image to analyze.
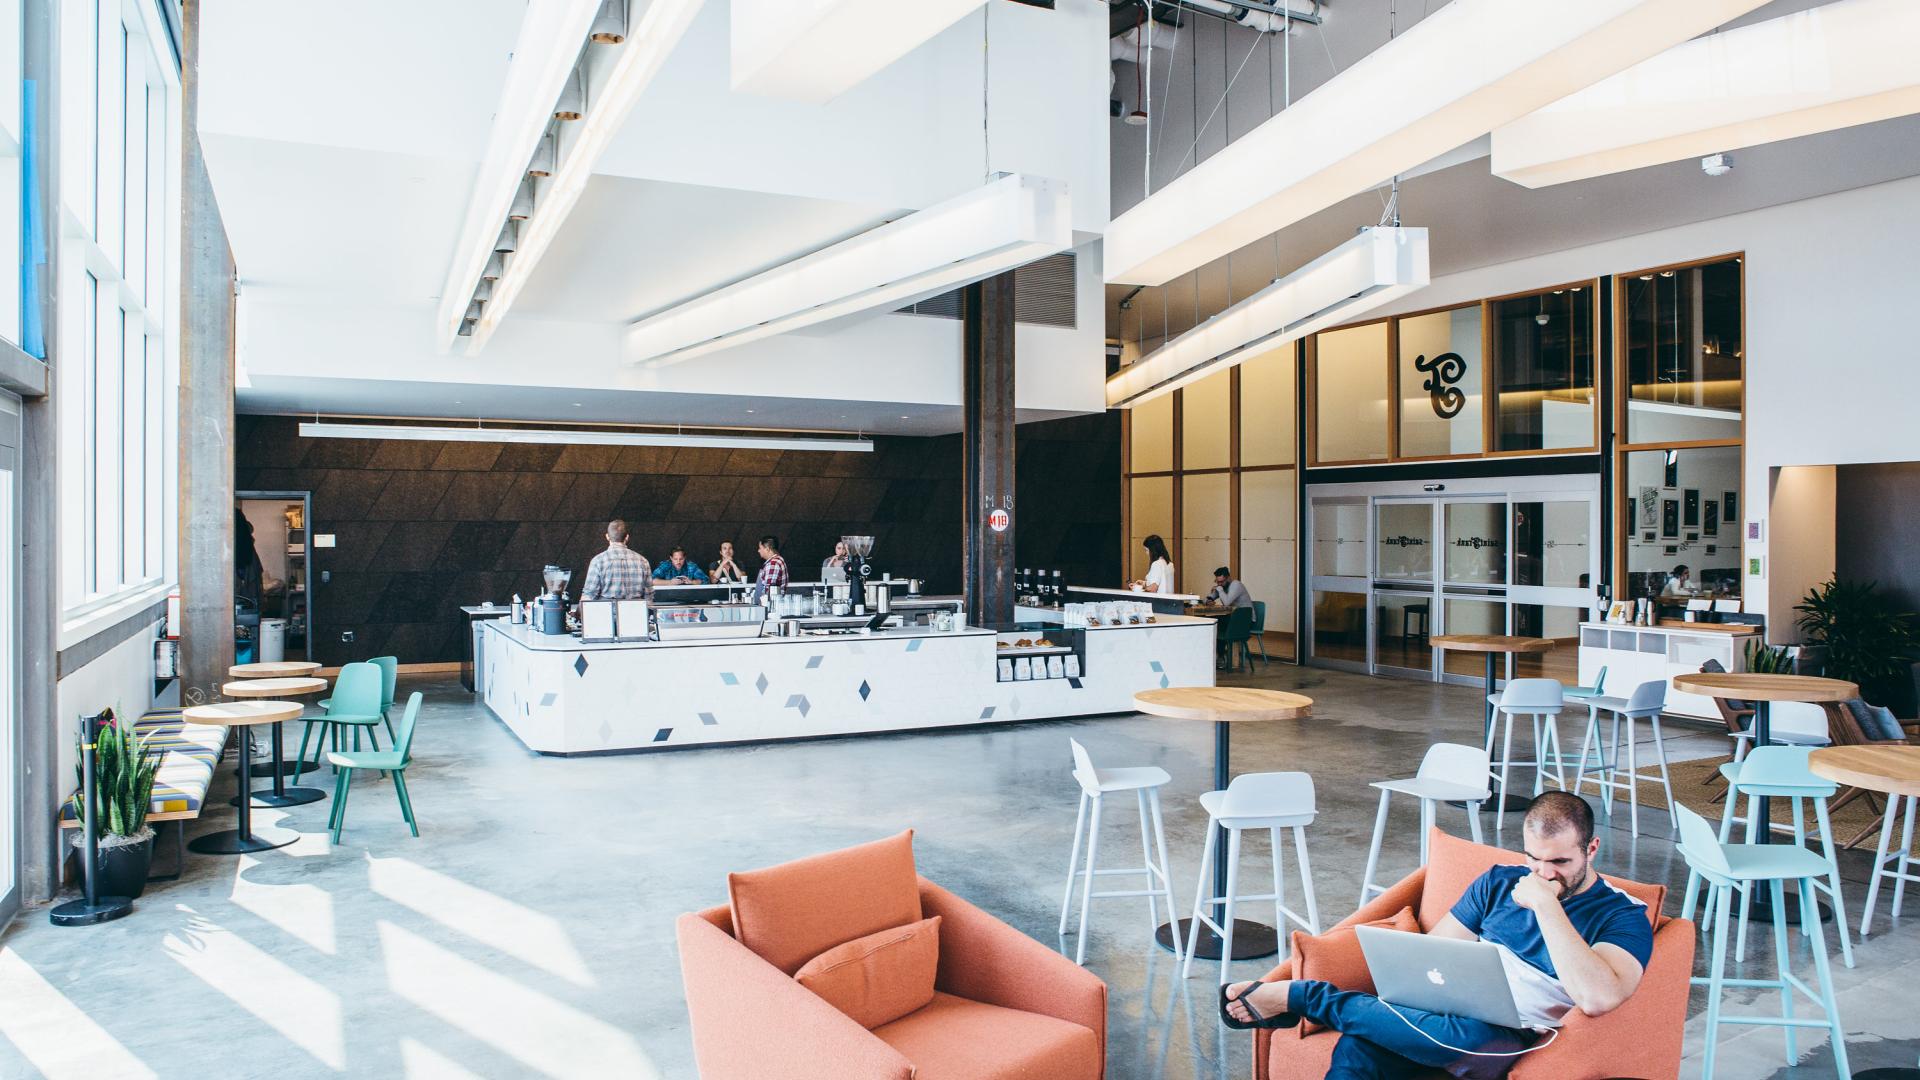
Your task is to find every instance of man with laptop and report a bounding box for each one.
[1221,792,1652,1079]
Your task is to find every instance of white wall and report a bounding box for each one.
[1363,174,1920,621]
[53,620,166,811]
[1767,466,1835,643]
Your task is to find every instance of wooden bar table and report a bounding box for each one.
[230,662,322,778]
[185,701,305,855]
[222,677,330,809]
[1675,672,1858,928]
[1812,745,1920,946]
[1135,687,1313,961]
[1430,634,1554,813]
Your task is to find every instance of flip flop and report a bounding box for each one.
[1218,982,1301,1031]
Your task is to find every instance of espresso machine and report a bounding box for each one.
[841,535,876,612]
[536,565,572,635]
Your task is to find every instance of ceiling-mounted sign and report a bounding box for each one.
[988,508,1011,533]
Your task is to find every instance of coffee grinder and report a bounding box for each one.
[536,565,572,635]
[841,535,875,612]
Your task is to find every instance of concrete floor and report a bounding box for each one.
[2,664,1917,1079]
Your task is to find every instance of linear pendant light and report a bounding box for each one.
[1492,0,1920,188]
[730,0,990,105]
[298,422,874,453]
[1105,226,1429,409]
[626,172,1070,367]
[1103,0,1771,287]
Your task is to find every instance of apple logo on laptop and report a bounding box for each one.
[1426,968,1446,987]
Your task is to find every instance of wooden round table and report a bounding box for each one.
[222,677,331,809]
[184,701,305,855]
[1430,635,1554,812]
[1135,687,1313,961]
[1812,745,1920,960]
[229,661,321,679]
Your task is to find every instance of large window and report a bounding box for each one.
[1488,285,1597,453]
[1310,321,1389,464]
[1621,257,1742,444]
[56,0,178,627]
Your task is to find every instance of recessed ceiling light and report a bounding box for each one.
[1638,275,1653,281]
[746,409,755,413]
[573,402,583,407]
[1659,270,1675,277]
[900,416,909,420]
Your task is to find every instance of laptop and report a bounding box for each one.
[1354,926,1527,1030]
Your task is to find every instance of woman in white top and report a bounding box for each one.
[1130,534,1176,594]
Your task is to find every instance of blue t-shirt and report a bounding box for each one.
[1450,865,1654,1028]
[651,561,708,582]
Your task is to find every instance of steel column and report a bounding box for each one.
[962,273,1017,627]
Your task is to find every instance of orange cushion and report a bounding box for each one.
[1291,905,1419,1036]
[728,830,922,975]
[1417,829,1523,928]
[795,916,941,1029]
[872,991,1100,1080]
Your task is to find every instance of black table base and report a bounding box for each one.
[188,827,297,855]
[1155,918,1279,961]
[232,788,325,809]
[49,896,132,926]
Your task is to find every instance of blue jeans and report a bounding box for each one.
[1288,980,1536,1080]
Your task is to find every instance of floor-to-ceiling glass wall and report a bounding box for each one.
[0,393,20,928]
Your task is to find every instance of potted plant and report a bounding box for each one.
[1744,638,1792,674]
[69,710,164,899]
[1796,578,1920,706]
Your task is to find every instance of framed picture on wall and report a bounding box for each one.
[1664,454,1679,488]
[1638,486,1659,529]
[1643,531,1656,544]
[1683,489,1700,527]
[1662,498,1680,539]
[1706,544,1718,555]
[1703,500,1719,537]
[1685,532,1698,542]
[1664,545,1679,556]
[1724,491,1738,522]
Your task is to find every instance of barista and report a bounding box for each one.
[710,540,749,584]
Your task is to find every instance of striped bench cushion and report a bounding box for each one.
[59,708,230,825]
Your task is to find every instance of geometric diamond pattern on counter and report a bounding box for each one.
[978,706,996,719]
[698,712,717,726]
[720,672,739,686]
[783,694,810,718]
[905,638,922,653]
[652,728,672,742]
[598,719,613,743]
[1067,677,1082,689]
[1159,673,1170,688]
[858,680,871,701]
[539,692,557,707]
[755,673,769,696]
[1149,660,1163,672]
[573,654,589,677]
[805,655,823,669]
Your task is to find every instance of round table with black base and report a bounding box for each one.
[1675,672,1858,928]
[1430,635,1555,815]
[221,678,329,808]
[1135,687,1314,961]
[227,666,325,782]
[184,701,306,855]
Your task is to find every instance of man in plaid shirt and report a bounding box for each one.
[580,519,652,601]
[753,534,788,601]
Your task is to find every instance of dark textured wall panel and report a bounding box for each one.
[236,412,1121,665]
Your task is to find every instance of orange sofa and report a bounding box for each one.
[1252,828,1695,1080]
[678,873,1107,1079]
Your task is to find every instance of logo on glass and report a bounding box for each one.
[1413,352,1467,419]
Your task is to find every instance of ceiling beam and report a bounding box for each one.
[730,0,990,105]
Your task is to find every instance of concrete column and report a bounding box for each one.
[178,0,236,704]
[962,273,1016,626]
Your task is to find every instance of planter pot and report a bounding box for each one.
[74,829,155,899]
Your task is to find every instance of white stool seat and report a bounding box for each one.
[1078,765,1173,793]
[1359,743,1489,905]
[1570,678,1678,841]
[1582,693,1641,714]
[1198,788,1315,828]
[1487,679,1570,830]
[1060,739,1181,966]
[1372,776,1490,803]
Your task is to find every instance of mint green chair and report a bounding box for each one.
[1564,665,1606,699]
[318,655,398,742]
[296,662,385,776]
[1676,802,1850,1079]
[327,691,422,845]
[1247,601,1270,665]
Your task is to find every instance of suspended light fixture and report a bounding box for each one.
[554,65,586,121]
[466,301,485,320]
[472,279,494,302]
[482,252,506,280]
[1104,0,1770,286]
[1493,0,1920,188]
[508,180,535,221]
[626,173,1071,367]
[1124,17,1148,126]
[589,0,628,43]
[298,421,875,453]
[731,0,990,104]
[1106,227,1429,408]
[527,130,557,177]
[457,320,477,337]
[494,221,519,254]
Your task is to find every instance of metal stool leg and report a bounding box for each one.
[1359,787,1391,906]
[1060,791,1089,935]
[1074,794,1103,965]
[1147,789,1183,962]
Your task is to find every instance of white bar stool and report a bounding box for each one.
[1860,792,1916,939]
[1182,771,1321,983]
[1485,678,1567,831]
[1059,738,1182,966]
[1358,743,1488,905]
[1570,679,1678,839]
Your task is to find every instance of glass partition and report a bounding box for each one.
[1180,473,1230,594]
[1240,347,1296,466]
[1621,445,1741,603]
[1397,305,1484,459]
[1240,469,1296,657]
[1622,258,1742,445]
[1375,501,1433,582]
[1128,476,1173,582]
[1130,392,1173,473]
[1489,286,1596,453]
[1181,369,1231,471]
[1312,322,1390,463]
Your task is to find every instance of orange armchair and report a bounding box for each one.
[1253,828,1695,1080]
[678,877,1107,1079]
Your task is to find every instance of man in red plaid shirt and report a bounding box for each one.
[753,534,788,602]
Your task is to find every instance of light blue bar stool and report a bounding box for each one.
[1564,665,1606,700]
[1570,678,1677,839]
[1484,678,1568,831]
[1676,803,1850,1079]
[1682,745,1855,970]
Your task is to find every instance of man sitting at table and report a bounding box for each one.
[1221,792,1651,1080]
[651,546,708,585]
[1207,566,1254,610]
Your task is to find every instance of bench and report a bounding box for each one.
[58,707,231,882]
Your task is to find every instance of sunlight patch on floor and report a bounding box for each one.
[0,947,159,1080]
[232,877,338,955]
[368,855,594,987]
[163,918,346,1069]
[399,1036,493,1079]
